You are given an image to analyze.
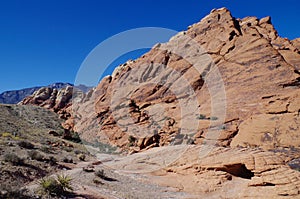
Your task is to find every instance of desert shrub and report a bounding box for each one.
[56,174,73,192]
[39,175,73,196]
[95,169,106,179]
[70,132,81,143]
[62,156,73,163]
[48,156,57,166]
[74,149,81,155]
[1,132,12,138]
[93,178,103,185]
[197,114,206,120]
[4,153,24,166]
[18,140,34,149]
[62,130,81,143]
[62,146,73,153]
[210,116,218,121]
[40,146,51,154]
[77,153,86,161]
[220,125,226,130]
[94,140,118,154]
[39,177,62,196]
[28,150,44,161]
[128,135,136,147]
[0,184,31,199]
[94,169,116,182]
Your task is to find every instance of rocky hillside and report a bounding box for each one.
[0,104,89,197]
[20,8,300,198]
[0,83,73,104]
[19,84,94,132]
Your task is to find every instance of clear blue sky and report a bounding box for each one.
[0,0,299,93]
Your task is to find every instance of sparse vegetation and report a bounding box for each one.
[95,169,106,179]
[28,150,44,161]
[63,130,81,143]
[56,174,73,192]
[197,114,206,120]
[0,104,89,196]
[93,178,104,185]
[196,114,218,121]
[1,132,12,138]
[18,140,34,149]
[62,156,73,163]
[78,153,86,161]
[48,156,57,166]
[128,135,136,147]
[83,139,118,154]
[4,153,24,166]
[39,174,73,196]
[0,184,31,199]
[94,169,116,181]
[40,145,52,153]
[220,125,226,130]
[39,177,61,196]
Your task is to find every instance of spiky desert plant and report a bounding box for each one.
[39,174,73,196]
[56,174,73,192]
[39,177,62,196]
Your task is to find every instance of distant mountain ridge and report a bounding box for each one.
[0,83,73,104]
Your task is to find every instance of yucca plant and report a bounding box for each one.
[39,174,73,196]
[39,177,62,196]
[56,174,73,192]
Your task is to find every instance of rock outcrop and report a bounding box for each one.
[74,8,300,153]
[0,83,72,104]
[105,145,300,198]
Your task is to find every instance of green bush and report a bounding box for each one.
[28,150,44,161]
[39,177,61,196]
[56,174,73,192]
[95,169,105,178]
[39,174,73,196]
[4,153,24,166]
[197,114,206,120]
[128,135,136,147]
[40,145,52,154]
[62,130,81,143]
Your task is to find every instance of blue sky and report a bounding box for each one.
[0,0,299,92]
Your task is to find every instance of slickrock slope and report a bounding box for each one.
[73,7,300,153]
[104,146,300,198]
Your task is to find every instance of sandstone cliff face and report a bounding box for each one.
[75,8,300,152]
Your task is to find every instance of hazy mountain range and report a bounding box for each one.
[0,83,92,104]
